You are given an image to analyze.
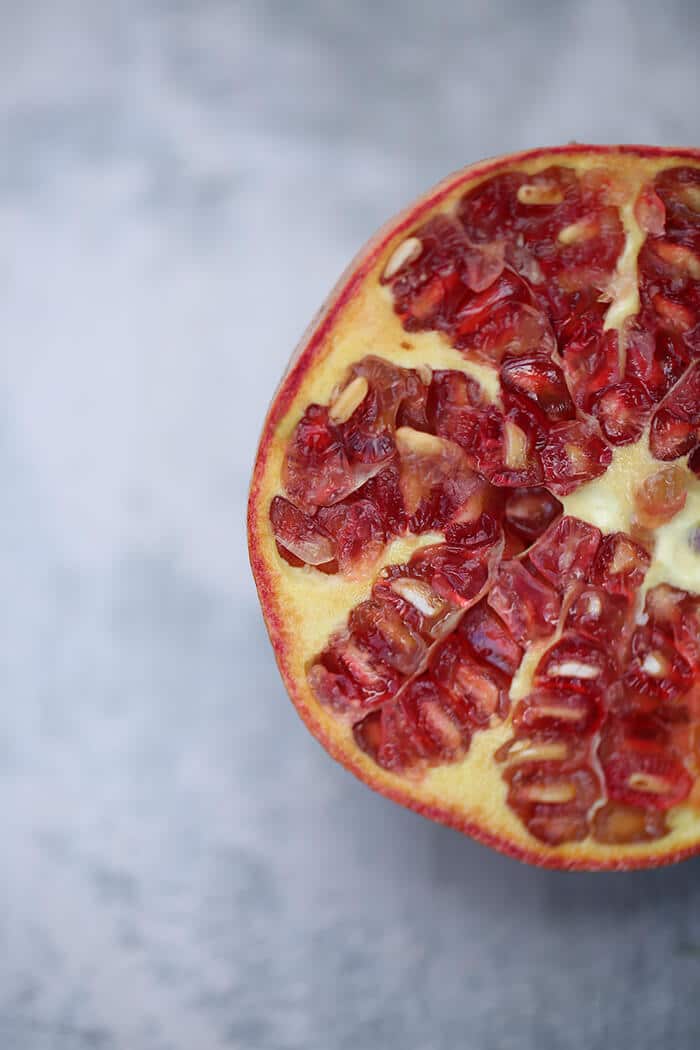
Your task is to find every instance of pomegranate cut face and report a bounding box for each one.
[249,145,700,869]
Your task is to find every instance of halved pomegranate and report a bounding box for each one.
[249,145,700,869]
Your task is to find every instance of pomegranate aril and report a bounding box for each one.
[394,427,485,531]
[332,636,400,697]
[525,813,591,846]
[496,731,590,771]
[431,639,508,725]
[513,689,603,735]
[535,633,612,691]
[431,398,504,475]
[427,369,485,418]
[592,802,667,844]
[270,496,335,566]
[489,411,544,488]
[626,625,693,702]
[354,677,473,773]
[317,498,387,575]
[283,404,353,510]
[652,294,695,334]
[672,598,700,673]
[386,215,505,332]
[634,184,666,236]
[358,465,406,536]
[604,751,693,810]
[487,560,561,644]
[458,600,523,677]
[500,354,575,421]
[590,533,651,596]
[593,380,652,445]
[528,515,602,588]
[505,767,599,845]
[351,356,428,428]
[634,465,687,528]
[649,362,700,461]
[626,324,691,405]
[503,487,563,545]
[441,510,504,552]
[565,587,630,648]
[560,328,619,412]
[420,547,491,608]
[452,271,531,343]
[652,240,700,280]
[464,301,555,364]
[349,599,427,677]
[307,663,365,715]
[540,419,612,495]
[599,713,672,760]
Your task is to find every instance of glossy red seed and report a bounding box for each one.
[457,601,523,677]
[634,184,666,236]
[503,487,563,545]
[649,362,700,460]
[603,751,693,811]
[592,802,667,844]
[283,404,354,510]
[501,354,575,421]
[590,533,651,596]
[487,560,561,644]
[634,465,687,528]
[593,379,652,445]
[540,419,612,495]
[535,632,614,692]
[317,499,387,575]
[270,495,335,566]
[528,515,602,588]
[431,639,508,725]
[513,689,604,735]
[565,587,631,648]
[505,767,600,845]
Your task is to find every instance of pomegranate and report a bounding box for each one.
[249,146,700,869]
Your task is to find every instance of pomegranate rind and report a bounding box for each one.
[248,144,700,871]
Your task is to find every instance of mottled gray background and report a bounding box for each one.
[1,1,700,1048]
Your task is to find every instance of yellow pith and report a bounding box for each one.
[251,148,700,866]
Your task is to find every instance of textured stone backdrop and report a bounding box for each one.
[1,1,699,1047]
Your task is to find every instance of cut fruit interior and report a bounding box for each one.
[249,145,700,869]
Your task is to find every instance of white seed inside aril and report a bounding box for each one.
[383,236,423,279]
[546,661,600,679]
[395,426,447,456]
[641,652,668,677]
[390,578,444,617]
[521,782,576,804]
[328,376,369,424]
[534,704,585,722]
[627,772,672,795]
[504,420,528,469]
[517,183,564,206]
[507,740,568,764]
[557,218,597,244]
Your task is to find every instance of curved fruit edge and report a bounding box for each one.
[247,143,700,871]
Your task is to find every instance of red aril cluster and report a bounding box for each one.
[252,148,700,865]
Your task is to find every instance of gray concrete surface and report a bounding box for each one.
[1,1,700,1047]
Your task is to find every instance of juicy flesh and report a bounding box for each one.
[268,158,700,851]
